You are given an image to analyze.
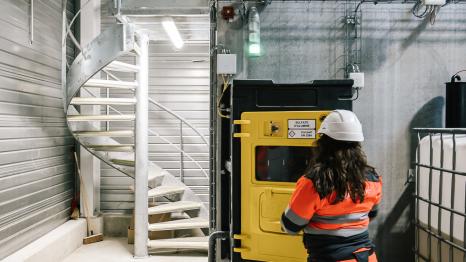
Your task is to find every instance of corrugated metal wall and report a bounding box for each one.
[100,3,210,213]
[0,0,75,259]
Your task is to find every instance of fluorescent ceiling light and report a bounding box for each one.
[162,17,184,49]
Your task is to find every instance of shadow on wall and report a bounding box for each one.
[409,96,444,163]
[374,96,444,261]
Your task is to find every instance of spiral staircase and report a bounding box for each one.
[65,22,209,255]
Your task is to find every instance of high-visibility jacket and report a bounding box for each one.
[281,169,382,262]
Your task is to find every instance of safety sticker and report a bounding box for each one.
[288,119,316,139]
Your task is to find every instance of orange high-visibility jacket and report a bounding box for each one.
[281,169,382,261]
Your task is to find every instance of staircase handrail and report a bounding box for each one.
[148,98,209,146]
[80,87,209,179]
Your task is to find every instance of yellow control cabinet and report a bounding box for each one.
[234,111,329,262]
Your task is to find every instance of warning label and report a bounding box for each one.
[288,119,316,139]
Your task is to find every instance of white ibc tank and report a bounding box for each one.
[418,134,466,243]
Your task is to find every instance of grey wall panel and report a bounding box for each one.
[0,0,75,259]
[100,1,210,212]
[217,2,466,260]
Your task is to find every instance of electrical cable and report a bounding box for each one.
[430,5,440,24]
[451,69,466,82]
[217,75,231,119]
[412,0,443,25]
[354,0,365,14]
[412,1,429,18]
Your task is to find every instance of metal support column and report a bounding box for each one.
[79,0,101,218]
[134,32,149,259]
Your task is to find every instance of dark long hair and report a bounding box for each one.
[306,134,369,204]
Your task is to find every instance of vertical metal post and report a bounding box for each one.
[438,133,444,262]
[106,74,110,131]
[209,0,218,235]
[448,134,457,262]
[134,32,149,259]
[428,134,433,261]
[61,0,67,110]
[79,0,101,218]
[415,132,421,262]
[463,179,466,262]
[179,120,185,183]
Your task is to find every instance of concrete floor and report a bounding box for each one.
[63,238,207,262]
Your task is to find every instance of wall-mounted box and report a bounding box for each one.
[217,54,237,75]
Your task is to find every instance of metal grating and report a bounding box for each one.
[413,128,466,262]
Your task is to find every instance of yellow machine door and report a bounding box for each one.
[234,111,329,262]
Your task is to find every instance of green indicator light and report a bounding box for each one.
[249,43,261,56]
[248,7,261,57]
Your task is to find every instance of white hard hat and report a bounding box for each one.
[317,110,364,142]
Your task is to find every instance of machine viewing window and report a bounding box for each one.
[255,146,314,182]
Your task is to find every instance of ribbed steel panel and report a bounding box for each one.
[0,0,75,259]
[100,1,209,212]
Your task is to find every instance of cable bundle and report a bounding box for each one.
[412,0,448,25]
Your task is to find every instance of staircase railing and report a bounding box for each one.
[80,84,209,179]
[62,2,209,180]
[63,11,210,257]
[148,98,209,182]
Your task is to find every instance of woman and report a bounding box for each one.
[281,110,382,262]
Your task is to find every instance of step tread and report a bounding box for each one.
[88,144,134,147]
[106,61,139,72]
[84,79,137,89]
[67,114,135,121]
[70,97,136,105]
[74,130,134,137]
[148,171,165,186]
[148,201,202,215]
[88,144,134,152]
[147,237,208,250]
[129,185,185,197]
[148,218,209,231]
[148,186,185,198]
[110,158,134,167]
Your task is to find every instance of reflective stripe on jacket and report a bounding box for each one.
[281,169,382,261]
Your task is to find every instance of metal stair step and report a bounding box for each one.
[74,130,134,137]
[125,172,164,188]
[129,185,185,198]
[148,171,165,188]
[105,61,139,72]
[148,218,209,231]
[110,159,134,167]
[88,144,134,152]
[70,97,136,105]
[148,186,185,198]
[84,79,138,89]
[147,237,208,251]
[67,114,135,121]
[148,201,202,215]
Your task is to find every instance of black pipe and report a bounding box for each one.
[209,0,218,234]
[208,231,229,262]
